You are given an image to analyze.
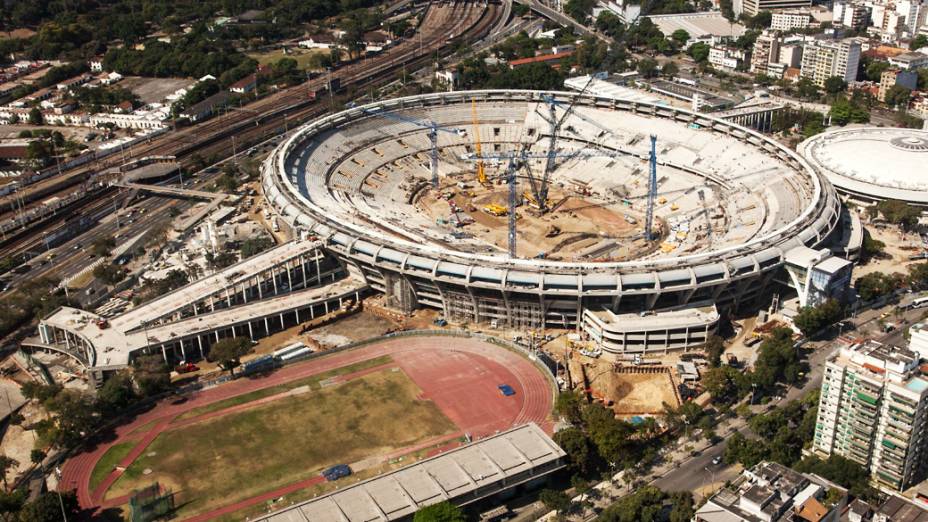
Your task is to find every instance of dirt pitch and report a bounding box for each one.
[590,370,679,416]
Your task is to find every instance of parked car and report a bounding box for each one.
[712,456,722,466]
[322,464,352,481]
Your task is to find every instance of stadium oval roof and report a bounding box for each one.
[799,127,928,206]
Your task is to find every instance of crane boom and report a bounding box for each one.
[538,78,595,211]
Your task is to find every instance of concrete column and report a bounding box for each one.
[248,321,254,340]
[257,274,264,299]
[180,341,187,360]
[271,267,279,294]
[210,296,216,312]
[215,331,220,342]
[197,336,205,358]
[287,263,293,292]
[300,255,308,288]
[242,283,248,303]
[161,344,168,362]
[264,317,270,334]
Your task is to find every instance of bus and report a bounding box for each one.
[910,296,928,309]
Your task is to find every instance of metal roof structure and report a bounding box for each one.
[255,423,565,522]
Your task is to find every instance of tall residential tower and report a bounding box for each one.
[813,341,928,491]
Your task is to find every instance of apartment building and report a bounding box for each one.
[799,38,862,86]
[812,341,928,491]
[834,1,871,30]
[771,11,814,31]
[709,46,750,70]
[878,68,918,102]
[751,30,782,75]
[741,0,812,17]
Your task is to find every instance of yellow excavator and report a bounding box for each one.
[471,99,487,186]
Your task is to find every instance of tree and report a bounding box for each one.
[688,42,710,63]
[885,84,913,107]
[0,456,16,489]
[134,354,171,397]
[554,427,599,476]
[96,372,138,416]
[241,237,275,259]
[855,271,898,301]
[208,337,251,375]
[874,199,920,230]
[702,366,749,404]
[796,78,820,101]
[671,29,690,46]
[29,450,46,466]
[705,334,724,367]
[42,390,98,448]
[564,0,596,24]
[793,299,844,337]
[93,263,124,285]
[865,60,891,81]
[637,57,659,78]
[662,61,679,77]
[28,108,43,125]
[860,231,885,262]
[753,327,801,389]
[910,34,928,50]
[413,501,465,522]
[539,489,573,514]
[794,455,877,500]
[17,490,79,522]
[554,390,584,425]
[824,76,847,97]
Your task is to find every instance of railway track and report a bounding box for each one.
[0,1,501,265]
[0,2,498,222]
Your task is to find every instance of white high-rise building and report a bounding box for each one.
[813,341,928,491]
[799,38,862,86]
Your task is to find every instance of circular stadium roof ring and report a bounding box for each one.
[799,127,928,206]
[263,90,840,324]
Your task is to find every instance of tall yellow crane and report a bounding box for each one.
[471,99,487,185]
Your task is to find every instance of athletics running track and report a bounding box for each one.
[60,336,554,520]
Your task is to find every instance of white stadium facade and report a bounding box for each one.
[263,90,847,354]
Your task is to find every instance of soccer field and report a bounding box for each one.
[107,366,457,517]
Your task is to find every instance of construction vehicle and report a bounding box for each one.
[472,100,487,186]
[483,204,507,216]
[522,190,548,210]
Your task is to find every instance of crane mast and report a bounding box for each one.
[646,135,658,242]
[471,100,487,186]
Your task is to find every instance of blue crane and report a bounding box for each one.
[353,105,465,188]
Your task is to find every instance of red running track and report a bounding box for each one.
[61,336,554,518]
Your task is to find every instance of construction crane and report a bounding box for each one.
[471,100,487,186]
[354,105,465,188]
[465,140,663,248]
[534,77,596,212]
[645,135,658,242]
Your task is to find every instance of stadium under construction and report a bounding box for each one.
[263,90,855,353]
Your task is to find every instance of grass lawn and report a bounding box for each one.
[246,48,332,70]
[107,367,457,517]
[90,442,136,492]
[175,355,392,421]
